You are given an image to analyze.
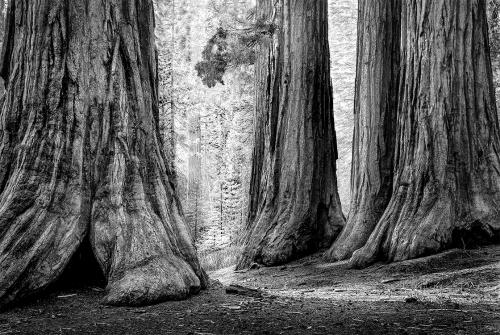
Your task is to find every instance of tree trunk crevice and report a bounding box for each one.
[0,0,206,309]
[341,0,500,269]
[326,0,401,262]
[237,0,345,270]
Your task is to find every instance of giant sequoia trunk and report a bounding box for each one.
[237,0,345,269]
[0,0,206,308]
[326,0,401,261]
[345,0,500,268]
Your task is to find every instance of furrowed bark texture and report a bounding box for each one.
[0,0,206,308]
[349,0,500,268]
[237,0,345,269]
[326,0,401,261]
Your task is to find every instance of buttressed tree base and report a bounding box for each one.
[237,0,345,269]
[327,0,500,268]
[0,0,206,309]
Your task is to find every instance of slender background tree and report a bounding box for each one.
[488,0,500,123]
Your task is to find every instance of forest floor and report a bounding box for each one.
[1,246,499,335]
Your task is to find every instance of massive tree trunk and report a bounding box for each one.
[237,0,345,269]
[0,0,206,309]
[326,0,401,261]
[348,0,500,268]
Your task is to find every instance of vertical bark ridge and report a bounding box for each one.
[349,0,500,268]
[325,0,401,261]
[237,0,345,269]
[0,0,206,309]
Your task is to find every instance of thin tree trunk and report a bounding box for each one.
[488,0,500,123]
[0,0,206,308]
[186,105,201,235]
[349,0,500,268]
[237,0,345,269]
[0,0,4,47]
[326,0,401,261]
[194,195,198,243]
[0,0,5,95]
[220,182,223,240]
[170,0,177,182]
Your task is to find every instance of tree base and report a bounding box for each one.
[324,211,378,262]
[237,209,343,270]
[0,0,207,310]
[104,257,202,306]
[55,236,107,290]
[347,194,500,269]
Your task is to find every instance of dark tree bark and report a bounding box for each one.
[326,0,401,261]
[0,0,206,308]
[348,0,500,268]
[237,0,345,269]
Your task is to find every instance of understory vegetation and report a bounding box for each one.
[199,245,244,272]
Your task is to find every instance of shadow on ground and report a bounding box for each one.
[1,246,499,334]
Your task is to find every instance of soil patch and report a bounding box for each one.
[1,246,499,334]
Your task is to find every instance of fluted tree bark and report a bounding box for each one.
[237,0,345,269]
[0,0,206,309]
[326,0,401,261]
[338,0,500,268]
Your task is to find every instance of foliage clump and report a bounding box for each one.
[195,17,275,88]
[195,27,230,88]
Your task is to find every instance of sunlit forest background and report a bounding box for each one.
[155,0,255,252]
[150,0,500,258]
[152,0,358,254]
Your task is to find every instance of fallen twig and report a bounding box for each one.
[415,309,500,315]
[225,284,263,298]
[381,278,402,284]
[57,294,77,299]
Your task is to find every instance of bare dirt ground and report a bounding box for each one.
[1,246,499,334]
